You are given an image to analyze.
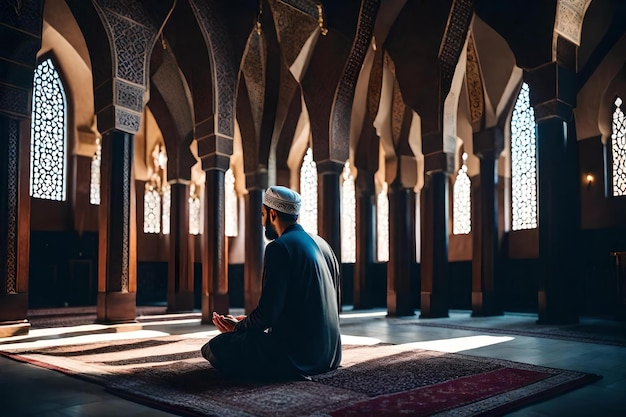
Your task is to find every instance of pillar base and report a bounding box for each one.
[419,292,448,318]
[471,291,503,317]
[537,290,579,324]
[0,293,28,322]
[387,292,415,317]
[0,320,30,337]
[167,291,195,313]
[97,292,137,324]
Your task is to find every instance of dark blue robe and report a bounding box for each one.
[204,224,342,381]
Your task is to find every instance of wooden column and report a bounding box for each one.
[353,169,376,309]
[166,182,194,312]
[97,130,137,323]
[387,180,416,317]
[244,171,267,313]
[202,167,229,322]
[420,168,450,318]
[0,117,31,336]
[471,127,504,316]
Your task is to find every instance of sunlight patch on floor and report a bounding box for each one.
[340,334,382,345]
[393,335,514,353]
[0,330,169,351]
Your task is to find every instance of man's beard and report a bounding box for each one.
[264,217,279,240]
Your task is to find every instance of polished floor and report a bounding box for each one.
[1,308,625,417]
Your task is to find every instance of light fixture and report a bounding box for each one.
[586,174,594,188]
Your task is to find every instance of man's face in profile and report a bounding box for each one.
[263,206,279,241]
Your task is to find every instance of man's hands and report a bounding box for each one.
[212,312,246,333]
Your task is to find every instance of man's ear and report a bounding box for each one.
[270,209,276,221]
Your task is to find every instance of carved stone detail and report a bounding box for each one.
[269,0,318,67]
[189,0,238,139]
[439,0,473,96]
[115,107,142,134]
[242,31,266,138]
[331,0,379,159]
[115,78,145,113]
[0,85,30,117]
[279,0,318,17]
[465,32,484,126]
[555,0,591,46]
[0,0,43,34]
[367,49,383,122]
[6,119,18,294]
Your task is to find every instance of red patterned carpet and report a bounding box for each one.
[0,335,599,416]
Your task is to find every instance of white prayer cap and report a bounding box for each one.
[263,186,301,215]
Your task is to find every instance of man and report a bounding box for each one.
[201,185,342,382]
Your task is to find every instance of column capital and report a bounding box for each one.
[473,127,504,160]
[315,159,344,175]
[525,62,576,122]
[424,151,455,175]
[245,171,268,191]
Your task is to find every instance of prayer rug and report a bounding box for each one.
[0,336,599,416]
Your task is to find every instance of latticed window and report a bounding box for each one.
[90,137,101,205]
[300,147,318,234]
[453,152,471,235]
[511,82,538,230]
[611,97,626,196]
[341,161,356,263]
[376,182,389,262]
[189,183,202,235]
[144,143,169,234]
[144,185,161,233]
[30,58,67,201]
[225,168,238,237]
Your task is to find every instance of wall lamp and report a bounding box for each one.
[585,174,594,189]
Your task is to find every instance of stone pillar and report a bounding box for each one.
[244,171,267,313]
[202,167,229,322]
[353,169,376,309]
[317,160,343,308]
[166,182,194,312]
[0,117,31,336]
[527,63,580,324]
[471,127,504,316]
[97,130,137,323]
[387,179,416,317]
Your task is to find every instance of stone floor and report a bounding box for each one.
[1,308,625,416]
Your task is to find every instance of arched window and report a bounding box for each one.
[225,168,238,237]
[90,138,101,205]
[189,182,203,235]
[341,161,356,263]
[453,152,471,235]
[511,82,538,230]
[300,147,318,234]
[611,97,626,196]
[143,184,161,233]
[30,57,67,201]
[376,182,389,262]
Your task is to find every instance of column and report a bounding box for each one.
[387,178,416,317]
[166,182,194,312]
[316,160,343,308]
[472,127,504,316]
[0,117,31,336]
[527,62,580,324]
[97,130,137,323]
[244,171,267,313]
[420,167,450,318]
[202,167,229,322]
[353,169,376,309]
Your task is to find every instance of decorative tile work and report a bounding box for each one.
[121,136,132,291]
[242,32,266,140]
[189,0,237,140]
[6,119,19,294]
[439,0,473,97]
[465,32,484,126]
[331,0,379,161]
[367,49,383,122]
